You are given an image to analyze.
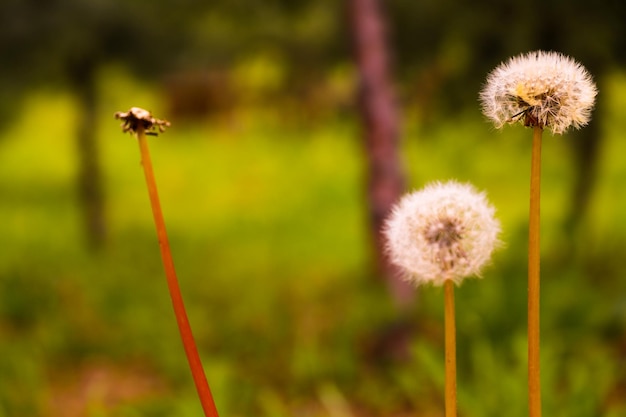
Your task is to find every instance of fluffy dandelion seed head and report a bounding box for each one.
[480,51,597,134]
[384,181,501,286]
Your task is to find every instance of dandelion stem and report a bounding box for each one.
[136,125,220,417]
[444,279,457,417]
[528,125,542,417]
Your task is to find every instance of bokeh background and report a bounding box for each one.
[2,1,626,416]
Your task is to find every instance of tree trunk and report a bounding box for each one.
[563,69,605,253]
[347,0,412,307]
[69,57,106,249]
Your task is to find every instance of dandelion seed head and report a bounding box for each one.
[479,51,597,135]
[115,107,171,136]
[384,181,501,287]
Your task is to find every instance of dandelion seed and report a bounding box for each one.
[113,107,219,417]
[384,180,501,287]
[478,50,596,417]
[385,181,501,417]
[479,51,597,134]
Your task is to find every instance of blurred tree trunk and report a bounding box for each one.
[566,111,601,228]
[563,75,604,251]
[69,57,106,249]
[347,0,412,308]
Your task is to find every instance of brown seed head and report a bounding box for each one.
[114,107,171,135]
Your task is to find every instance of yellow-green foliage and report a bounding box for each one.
[1,70,626,416]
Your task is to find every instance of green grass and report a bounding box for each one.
[1,69,626,416]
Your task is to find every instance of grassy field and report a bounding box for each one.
[1,69,626,417]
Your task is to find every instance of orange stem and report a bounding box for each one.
[136,126,219,417]
[444,279,457,417]
[528,125,542,417]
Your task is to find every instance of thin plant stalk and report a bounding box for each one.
[528,125,542,417]
[136,125,220,417]
[444,279,457,417]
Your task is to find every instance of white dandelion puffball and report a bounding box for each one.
[480,50,597,135]
[384,181,501,286]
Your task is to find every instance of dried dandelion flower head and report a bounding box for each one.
[479,51,597,134]
[115,107,171,136]
[384,181,501,286]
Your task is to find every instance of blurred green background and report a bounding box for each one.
[2,1,626,416]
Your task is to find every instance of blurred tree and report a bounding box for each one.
[348,0,414,361]
[347,0,409,299]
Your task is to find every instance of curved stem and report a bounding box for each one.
[444,279,457,417]
[528,125,542,417]
[136,126,219,417]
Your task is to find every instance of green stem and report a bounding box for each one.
[136,126,220,417]
[444,279,457,417]
[528,125,542,417]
